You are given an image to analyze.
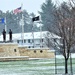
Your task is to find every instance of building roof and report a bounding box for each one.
[0,31,60,41]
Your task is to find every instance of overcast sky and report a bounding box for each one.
[0,0,68,15]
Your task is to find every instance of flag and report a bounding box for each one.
[0,18,5,24]
[32,16,39,22]
[14,7,22,14]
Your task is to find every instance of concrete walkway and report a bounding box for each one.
[0,56,29,61]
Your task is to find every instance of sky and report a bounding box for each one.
[0,0,68,15]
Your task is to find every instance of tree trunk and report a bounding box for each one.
[65,58,68,74]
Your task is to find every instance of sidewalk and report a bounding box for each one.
[56,74,74,75]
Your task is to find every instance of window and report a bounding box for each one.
[42,39,43,42]
[28,46,31,48]
[40,39,44,43]
[14,49,17,52]
[28,39,30,43]
[17,40,19,43]
[22,40,23,43]
[40,50,43,53]
[24,40,26,43]
[34,50,36,53]
[32,46,34,48]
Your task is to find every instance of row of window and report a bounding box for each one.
[34,50,43,53]
[17,39,44,43]
[28,46,44,48]
[14,49,43,54]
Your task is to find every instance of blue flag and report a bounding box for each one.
[0,18,5,24]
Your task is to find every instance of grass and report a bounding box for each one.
[0,58,74,75]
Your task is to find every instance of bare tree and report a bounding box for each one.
[46,1,75,74]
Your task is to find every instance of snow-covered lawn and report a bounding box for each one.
[56,53,75,58]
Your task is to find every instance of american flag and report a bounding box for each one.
[14,7,22,14]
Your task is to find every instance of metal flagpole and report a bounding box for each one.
[32,21,35,48]
[5,17,7,32]
[21,14,24,45]
[32,16,39,48]
[21,3,24,45]
[40,24,42,49]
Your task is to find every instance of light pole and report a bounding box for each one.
[70,51,73,75]
[54,38,57,74]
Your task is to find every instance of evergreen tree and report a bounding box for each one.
[39,0,56,31]
[6,11,20,33]
[22,10,30,32]
[0,10,39,33]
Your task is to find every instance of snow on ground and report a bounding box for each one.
[56,53,75,58]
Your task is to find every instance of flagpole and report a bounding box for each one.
[5,17,7,32]
[40,24,42,49]
[32,21,35,48]
[21,3,24,45]
[22,14,24,45]
[32,16,39,48]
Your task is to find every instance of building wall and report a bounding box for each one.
[17,39,46,48]
[18,47,29,56]
[0,43,20,57]
[19,47,55,58]
[0,43,55,59]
